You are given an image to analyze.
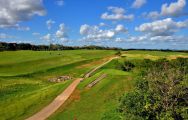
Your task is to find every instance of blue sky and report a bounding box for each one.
[0,0,188,49]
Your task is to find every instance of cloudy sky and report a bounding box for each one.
[0,0,188,50]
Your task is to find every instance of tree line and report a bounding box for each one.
[0,42,187,52]
[0,42,123,51]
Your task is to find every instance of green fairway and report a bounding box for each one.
[0,50,116,120]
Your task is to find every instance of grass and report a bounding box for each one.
[121,50,188,60]
[0,50,116,120]
[1,50,187,120]
[48,59,135,120]
[0,50,116,76]
[48,50,188,120]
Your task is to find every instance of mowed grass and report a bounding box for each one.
[0,50,116,120]
[0,50,116,76]
[49,59,135,120]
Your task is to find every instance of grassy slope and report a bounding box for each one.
[49,51,188,120]
[0,50,115,76]
[49,59,135,120]
[0,50,116,120]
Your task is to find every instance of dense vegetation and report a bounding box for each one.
[1,42,187,53]
[102,58,188,120]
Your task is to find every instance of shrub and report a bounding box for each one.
[118,58,188,120]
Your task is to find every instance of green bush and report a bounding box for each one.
[117,58,188,120]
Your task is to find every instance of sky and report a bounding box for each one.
[0,0,188,50]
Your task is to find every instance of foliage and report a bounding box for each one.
[118,58,188,120]
[0,42,123,51]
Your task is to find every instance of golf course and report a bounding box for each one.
[0,50,187,120]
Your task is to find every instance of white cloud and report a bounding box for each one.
[0,33,15,39]
[145,0,187,19]
[115,24,127,33]
[46,19,55,30]
[144,11,160,20]
[40,23,69,44]
[132,0,146,9]
[1,24,30,31]
[118,34,188,45]
[99,22,106,27]
[17,26,30,31]
[135,18,188,36]
[55,23,68,39]
[115,38,125,42]
[40,34,51,41]
[101,6,134,21]
[80,24,127,42]
[0,0,46,28]
[55,0,64,6]
[161,0,186,17]
[80,24,91,35]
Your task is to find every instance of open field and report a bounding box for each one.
[0,50,187,120]
[0,50,116,120]
[48,50,188,120]
[49,58,134,120]
[121,50,188,60]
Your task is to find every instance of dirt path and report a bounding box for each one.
[26,78,83,120]
[26,56,118,120]
[84,56,118,78]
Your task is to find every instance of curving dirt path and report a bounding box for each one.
[26,56,118,120]
[26,78,83,120]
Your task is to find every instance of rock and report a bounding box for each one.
[48,76,72,83]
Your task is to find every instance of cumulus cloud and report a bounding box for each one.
[55,23,68,40]
[40,23,69,44]
[132,0,146,9]
[115,24,127,33]
[101,6,134,21]
[135,18,188,36]
[80,24,127,42]
[46,19,55,30]
[145,0,187,19]
[80,24,91,35]
[0,0,46,28]
[40,34,51,41]
[161,0,186,17]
